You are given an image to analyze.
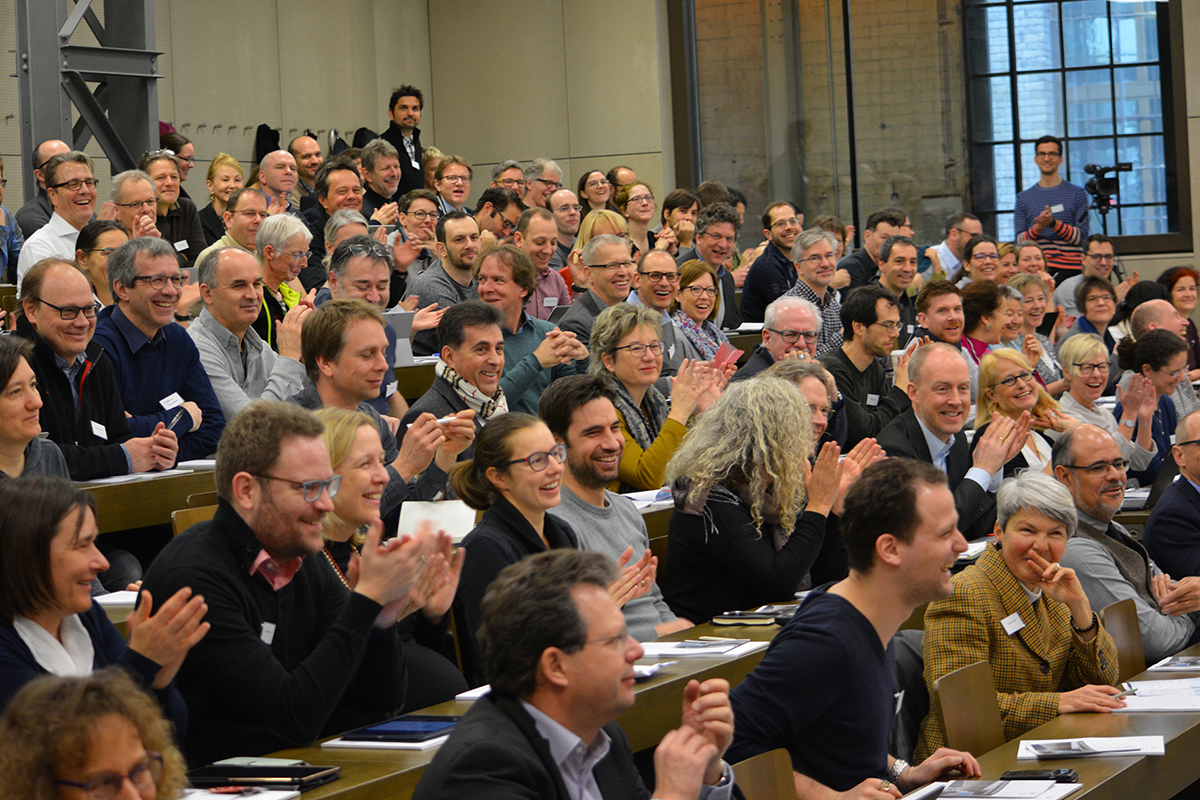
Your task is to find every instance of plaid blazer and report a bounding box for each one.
[915,545,1118,761]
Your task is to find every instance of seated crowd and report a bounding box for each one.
[7,117,1200,800]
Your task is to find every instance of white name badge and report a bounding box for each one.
[668,343,676,359]
[1050,204,1065,214]
[159,392,184,410]
[543,297,558,308]
[260,621,276,645]
[386,381,398,398]
[174,239,189,252]
[90,420,108,441]
[907,324,914,334]
[1001,612,1026,636]
[866,393,881,407]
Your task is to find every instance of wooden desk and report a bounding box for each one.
[395,363,436,402]
[728,332,759,362]
[641,504,670,541]
[267,620,781,799]
[80,469,217,534]
[975,648,1200,800]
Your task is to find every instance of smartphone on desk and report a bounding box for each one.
[187,764,341,789]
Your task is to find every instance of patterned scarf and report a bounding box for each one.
[672,310,724,360]
[609,375,669,451]
[436,359,508,422]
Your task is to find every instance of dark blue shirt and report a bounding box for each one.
[92,305,226,460]
[740,242,796,323]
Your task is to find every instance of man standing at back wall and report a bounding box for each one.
[381,85,427,197]
[1015,135,1089,279]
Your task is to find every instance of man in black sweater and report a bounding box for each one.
[141,400,449,764]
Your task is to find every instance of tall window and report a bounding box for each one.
[966,1,1177,244]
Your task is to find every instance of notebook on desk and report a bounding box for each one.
[382,309,416,367]
[1122,450,1177,511]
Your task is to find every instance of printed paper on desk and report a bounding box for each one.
[322,735,448,751]
[398,500,476,544]
[1016,735,1163,760]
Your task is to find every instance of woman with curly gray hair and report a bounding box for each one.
[659,377,873,622]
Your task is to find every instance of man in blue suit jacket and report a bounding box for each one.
[1145,411,1200,577]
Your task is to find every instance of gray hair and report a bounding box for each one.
[790,228,838,262]
[359,138,399,173]
[695,202,741,238]
[1000,284,1023,302]
[109,170,154,202]
[107,237,178,298]
[196,246,249,290]
[1057,334,1107,379]
[255,213,312,258]
[908,342,967,386]
[1177,409,1200,443]
[764,295,822,334]
[588,303,663,378]
[329,233,392,280]
[761,359,835,404]
[524,158,562,182]
[581,233,627,268]
[491,160,523,181]
[996,470,1077,537]
[323,209,369,248]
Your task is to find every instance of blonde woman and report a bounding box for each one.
[313,407,467,708]
[972,350,1075,483]
[562,209,628,294]
[199,153,244,246]
[660,377,874,623]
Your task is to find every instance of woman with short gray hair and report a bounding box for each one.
[917,470,1121,761]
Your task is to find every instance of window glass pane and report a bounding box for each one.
[1065,69,1113,137]
[1111,2,1159,64]
[971,77,1015,141]
[1114,65,1162,135]
[1013,4,1061,70]
[1062,0,1110,68]
[1065,137,1115,186]
[1118,205,1168,236]
[1017,73,1064,140]
[966,6,1012,74]
[992,144,1019,211]
[1117,134,1166,205]
[1019,141,1044,191]
[995,213,1015,241]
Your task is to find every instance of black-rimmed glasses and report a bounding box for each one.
[56,752,162,800]
[499,443,567,471]
[1061,459,1129,475]
[35,298,101,320]
[613,341,664,358]
[767,328,818,343]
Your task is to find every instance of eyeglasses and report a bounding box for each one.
[178,155,195,166]
[1072,361,1110,375]
[1084,294,1114,305]
[613,340,665,358]
[770,217,801,230]
[130,274,186,290]
[1177,439,1200,448]
[281,249,311,261]
[253,473,342,502]
[554,204,583,214]
[498,216,518,234]
[536,178,563,190]
[0,179,6,189]
[871,320,901,332]
[499,443,567,471]
[234,209,269,220]
[115,197,157,209]
[951,227,979,237]
[638,270,679,283]
[405,210,436,220]
[800,253,836,265]
[701,231,735,245]
[992,370,1035,388]
[344,242,392,260]
[50,178,97,191]
[584,625,630,650]
[1157,365,1188,378]
[495,178,527,190]
[1035,150,1061,159]
[84,247,120,257]
[1086,253,1116,263]
[56,752,162,800]
[35,298,101,320]
[440,175,470,185]
[1062,459,1129,475]
[627,195,655,206]
[768,328,818,343]
[972,253,1000,262]
[585,179,609,190]
[586,260,634,271]
[683,285,718,298]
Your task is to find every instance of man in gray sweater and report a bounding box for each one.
[540,375,693,639]
[1056,424,1200,662]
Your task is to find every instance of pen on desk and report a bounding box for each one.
[1114,688,1138,699]
[168,408,186,433]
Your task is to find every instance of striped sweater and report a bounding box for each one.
[1014,180,1090,272]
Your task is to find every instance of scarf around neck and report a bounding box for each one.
[672,310,724,360]
[436,359,508,421]
[609,375,668,450]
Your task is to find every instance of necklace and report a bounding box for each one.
[322,546,351,590]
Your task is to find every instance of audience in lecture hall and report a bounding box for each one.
[19,78,1200,794]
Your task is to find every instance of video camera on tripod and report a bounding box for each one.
[1083,163,1132,218]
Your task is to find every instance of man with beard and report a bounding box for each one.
[821,285,911,449]
[287,135,323,200]
[1056,425,1200,662]
[404,211,481,355]
[380,85,426,196]
[472,186,522,251]
[739,201,803,323]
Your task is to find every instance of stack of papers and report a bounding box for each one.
[624,488,673,510]
[639,639,769,658]
[321,735,447,751]
[184,790,299,800]
[934,780,1081,799]
[1116,677,1200,711]
[1016,736,1163,760]
[1146,656,1200,671]
[94,590,139,607]
[958,541,989,561]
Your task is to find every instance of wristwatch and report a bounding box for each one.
[889,759,909,783]
[1120,419,1136,429]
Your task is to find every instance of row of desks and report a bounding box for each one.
[270,621,782,800]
